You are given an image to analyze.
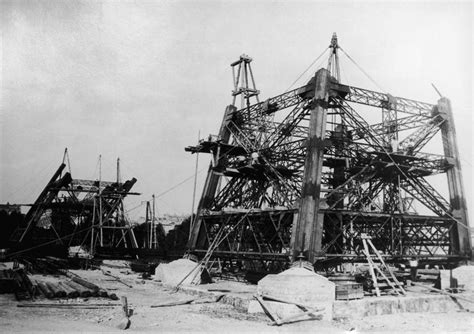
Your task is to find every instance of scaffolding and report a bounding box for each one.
[185,34,471,271]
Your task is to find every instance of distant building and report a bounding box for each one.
[156,214,188,233]
[0,203,21,214]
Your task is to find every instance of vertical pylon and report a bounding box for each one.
[327,33,341,82]
[187,105,237,250]
[437,98,471,257]
[292,68,330,263]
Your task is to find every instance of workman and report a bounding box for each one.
[408,257,418,281]
[250,152,259,165]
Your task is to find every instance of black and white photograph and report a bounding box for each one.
[1,0,473,332]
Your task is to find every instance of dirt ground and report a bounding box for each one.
[1,265,473,333]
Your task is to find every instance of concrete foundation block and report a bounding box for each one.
[453,266,474,290]
[252,267,335,321]
[332,299,365,319]
[247,300,263,314]
[154,259,211,287]
[440,266,474,291]
[333,295,455,320]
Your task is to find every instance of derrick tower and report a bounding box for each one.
[10,152,139,256]
[185,34,471,271]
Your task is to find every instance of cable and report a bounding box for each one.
[339,47,386,93]
[6,223,97,259]
[149,140,246,205]
[7,138,259,256]
[339,101,471,231]
[5,160,58,202]
[89,156,101,181]
[284,48,329,92]
[339,59,349,86]
[124,201,146,214]
[155,197,177,214]
[153,167,207,200]
[330,46,470,231]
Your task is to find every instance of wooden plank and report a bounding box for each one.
[17,303,119,308]
[372,263,400,296]
[101,269,133,288]
[270,308,323,326]
[362,239,380,297]
[368,239,406,295]
[150,297,196,308]
[411,283,474,304]
[254,295,282,325]
[261,294,325,312]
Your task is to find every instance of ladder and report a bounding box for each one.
[361,234,406,297]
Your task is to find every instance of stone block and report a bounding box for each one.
[252,267,335,320]
[452,265,474,290]
[333,295,454,320]
[154,259,211,287]
[439,270,451,290]
[440,266,474,291]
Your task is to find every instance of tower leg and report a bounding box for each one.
[293,68,330,263]
[437,98,471,257]
[188,105,237,250]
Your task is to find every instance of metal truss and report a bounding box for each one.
[186,35,471,270]
[193,210,294,265]
[10,162,139,253]
[341,84,434,116]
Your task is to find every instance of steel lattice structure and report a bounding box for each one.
[10,161,139,253]
[186,34,471,270]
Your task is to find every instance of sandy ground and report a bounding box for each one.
[1,266,473,333]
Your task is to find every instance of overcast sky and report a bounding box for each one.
[1,0,472,222]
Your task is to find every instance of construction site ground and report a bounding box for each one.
[1,263,473,333]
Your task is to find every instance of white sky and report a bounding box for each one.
[1,0,472,223]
